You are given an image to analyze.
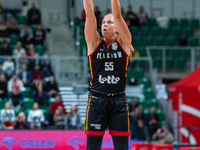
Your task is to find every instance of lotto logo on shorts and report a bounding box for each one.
[90,124,101,130]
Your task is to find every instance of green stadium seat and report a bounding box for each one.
[150,48,161,57]
[156,109,165,121]
[180,18,189,27]
[132,68,144,80]
[136,46,146,57]
[48,98,55,106]
[10,44,16,50]
[166,57,174,69]
[166,36,177,46]
[153,57,162,69]
[0,45,2,49]
[171,49,182,58]
[14,109,23,116]
[136,98,147,109]
[127,97,132,103]
[79,45,87,56]
[79,35,86,46]
[138,78,150,88]
[140,26,150,36]
[184,27,194,37]
[74,18,80,26]
[0,98,7,109]
[183,49,191,59]
[22,98,34,109]
[151,26,161,36]
[34,45,45,55]
[133,36,143,47]
[17,15,26,25]
[160,120,169,126]
[41,108,49,120]
[80,22,85,35]
[25,109,31,117]
[144,36,154,46]
[9,34,19,44]
[176,57,186,69]
[130,26,139,36]
[144,88,154,100]
[149,18,157,26]
[149,98,159,109]
[166,49,172,57]
[23,87,32,97]
[173,26,183,37]
[44,77,50,82]
[161,28,171,36]
[155,36,165,46]
[188,37,199,46]
[143,108,150,114]
[169,18,178,27]
[191,18,199,29]
[30,24,38,32]
[127,68,132,80]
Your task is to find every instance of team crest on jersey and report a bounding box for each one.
[111,42,118,50]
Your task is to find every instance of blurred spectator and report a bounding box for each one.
[32,78,48,105]
[5,69,12,81]
[49,94,66,125]
[94,6,101,22]
[0,102,15,130]
[8,74,24,107]
[50,94,66,115]
[27,102,44,129]
[126,5,139,27]
[0,74,7,98]
[13,41,26,57]
[54,106,66,129]
[152,125,174,144]
[40,54,52,77]
[34,24,46,45]
[106,8,111,15]
[129,98,139,114]
[46,75,59,97]
[143,107,160,141]
[18,64,31,87]
[6,13,19,35]
[130,49,140,68]
[0,41,12,56]
[0,64,4,74]
[27,3,41,25]
[2,58,15,73]
[137,6,148,26]
[14,112,30,129]
[0,3,4,15]
[20,24,33,49]
[31,64,44,82]
[64,104,81,130]
[0,22,10,43]
[26,44,38,58]
[81,9,86,22]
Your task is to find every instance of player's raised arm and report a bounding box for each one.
[83,0,101,55]
[111,0,132,56]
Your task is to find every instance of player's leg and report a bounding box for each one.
[112,136,129,150]
[108,95,130,150]
[87,135,103,150]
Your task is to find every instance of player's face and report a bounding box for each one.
[101,14,117,38]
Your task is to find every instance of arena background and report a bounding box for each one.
[0,0,200,150]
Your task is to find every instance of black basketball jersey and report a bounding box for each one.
[88,40,130,93]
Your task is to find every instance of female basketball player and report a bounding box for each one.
[83,0,132,149]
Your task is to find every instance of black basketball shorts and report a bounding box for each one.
[85,92,130,136]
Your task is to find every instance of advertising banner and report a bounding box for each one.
[0,130,115,150]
